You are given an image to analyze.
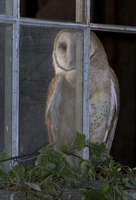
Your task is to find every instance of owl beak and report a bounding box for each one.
[67,49,75,66]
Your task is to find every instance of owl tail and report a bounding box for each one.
[104,68,120,151]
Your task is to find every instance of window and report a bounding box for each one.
[0,0,90,167]
[0,0,136,167]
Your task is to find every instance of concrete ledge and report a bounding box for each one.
[125,190,136,200]
[0,191,26,200]
[0,190,82,200]
[0,189,136,200]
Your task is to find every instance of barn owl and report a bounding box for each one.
[45,30,119,151]
[89,32,119,149]
[45,30,80,150]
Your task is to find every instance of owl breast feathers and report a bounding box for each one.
[45,30,119,150]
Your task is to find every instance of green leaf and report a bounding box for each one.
[60,142,70,153]
[0,132,134,200]
[103,183,109,193]
[72,132,86,151]
[0,150,8,161]
[8,165,26,182]
[0,166,8,183]
[80,161,89,174]
[114,186,125,200]
[82,189,108,200]
[80,160,95,177]
[43,181,58,196]
[89,143,108,157]
[35,145,72,179]
[89,180,108,191]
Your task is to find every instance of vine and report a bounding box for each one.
[0,133,136,200]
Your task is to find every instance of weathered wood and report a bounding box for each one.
[76,0,90,23]
[76,0,84,23]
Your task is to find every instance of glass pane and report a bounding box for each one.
[0,0,13,15]
[91,0,136,26]
[19,26,83,156]
[0,23,12,155]
[20,0,76,22]
[91,31,136,167]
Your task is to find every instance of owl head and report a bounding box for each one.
[53,30,81,74]
[53,30,106,74]
[90,32,106,58]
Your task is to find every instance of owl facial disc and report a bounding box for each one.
[53,30,78,73]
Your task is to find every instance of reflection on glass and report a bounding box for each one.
[19,26,83,156]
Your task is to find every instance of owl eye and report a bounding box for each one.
[58,42,67,52]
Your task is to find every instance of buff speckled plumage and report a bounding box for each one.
[45,30,119,151]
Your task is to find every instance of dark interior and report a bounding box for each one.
[20,0,136,167]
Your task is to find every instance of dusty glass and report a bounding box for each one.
[19,26,83,156]
[0,23,12,155]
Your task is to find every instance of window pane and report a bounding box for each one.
[19,26,83,156]
[92,31,136,167]
[0,23,12,155]
[20,0,76,22]
[91,0,136,26]
[0,0,13,15]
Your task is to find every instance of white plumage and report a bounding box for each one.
[45,30,119,150]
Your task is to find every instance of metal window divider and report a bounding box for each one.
[11,0,20,167]
[1,15,136,34]
[90,23,136,34]
[82,27,91,160]
[76,0,91,160]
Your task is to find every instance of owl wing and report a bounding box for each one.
[45,74,64,143]
[104,68,120,150]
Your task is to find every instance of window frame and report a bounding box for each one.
[0,0,91,163]
[0,0,136,165]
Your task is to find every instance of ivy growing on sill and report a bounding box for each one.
[0,132,136,200]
